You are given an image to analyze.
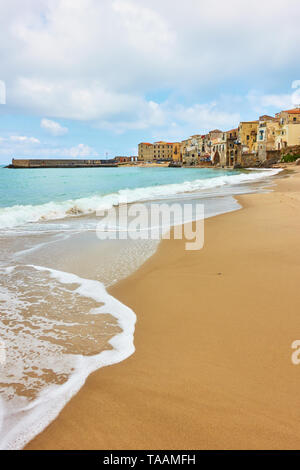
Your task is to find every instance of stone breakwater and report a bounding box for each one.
[7,158,118,168]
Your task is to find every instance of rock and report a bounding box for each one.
[295,158,300,166]
[260,156,280,168]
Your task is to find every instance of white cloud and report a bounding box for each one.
[0,136,97,159]
[0,0,299,129]
[0,0,299,146]
[247,83,300,115]
[112,0,175,56]
[10,135,40,144]
[41,118,68,136]
[58,143,97,158]
[97,100,240,140]
[292,80,300,89]
[13,77,143,121]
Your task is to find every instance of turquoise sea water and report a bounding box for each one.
[0,166,239,207]
[0,166,281,231]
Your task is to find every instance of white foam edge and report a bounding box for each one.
[0,264,136,450]
[0,168,282,229]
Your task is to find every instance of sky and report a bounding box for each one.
[0,0,300,163]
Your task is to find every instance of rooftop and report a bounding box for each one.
[286,108,300,114]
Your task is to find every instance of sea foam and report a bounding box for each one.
[0,265,136,450]
[0,168,281,230]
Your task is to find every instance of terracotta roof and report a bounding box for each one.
[210,129,222,133]
[154,141,174,145]
[226,128,238,133]
[285,108,300,114]
[239,121,259,124]
[259,115,275,120]
[141,142,152,145]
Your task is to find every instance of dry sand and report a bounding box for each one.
[26,165,300,450]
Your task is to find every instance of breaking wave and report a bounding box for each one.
[0,168,281,229]
[0,265,136,450]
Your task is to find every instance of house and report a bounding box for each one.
[255,115,280,162]
[138,143,153,161]
[238,121,259,153]
[172,142,182,162]
[138,141,181,161]
[182,136,200,165]
[115,156,138,163]
[225,129,240,166]
[274,108,300,150]
[210,130,226,165]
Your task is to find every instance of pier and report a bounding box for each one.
[7,158,118,168]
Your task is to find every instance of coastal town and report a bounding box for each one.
[8,106,300,169]
[138,106,300,168]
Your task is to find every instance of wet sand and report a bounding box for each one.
[26,165,300,450]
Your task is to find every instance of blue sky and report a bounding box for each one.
[0,0,300,163]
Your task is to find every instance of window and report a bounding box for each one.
[246,135,250,140]
[293,117,297,122]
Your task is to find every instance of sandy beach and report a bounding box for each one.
[25,165,300,450]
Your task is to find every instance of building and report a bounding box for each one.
[198,134,212,163]
[152,141,175,161]
[255,115,279,162]
[138,143,153,161]
[172,142,182,161]
[182,135,200,165]
[274,108,300,150]
[225,129,240,166]
[138,141,180,161]
[115,156,139,163]
[210,130,226,165]
[238,121,259,153]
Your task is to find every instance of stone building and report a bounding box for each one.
[238,121,259,153]
[210,130,226,165]
[172,142,182,161]
[115,156,139,163]
[274,108,300,150]
[138,142,153,161]
[138,141,181,161]
[225,129,240,166]
[255,115,279,162]
[198,134,212,162]
[152,141,174,161]
[181,135,200,165]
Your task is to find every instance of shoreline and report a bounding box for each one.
[26,165,300,450]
